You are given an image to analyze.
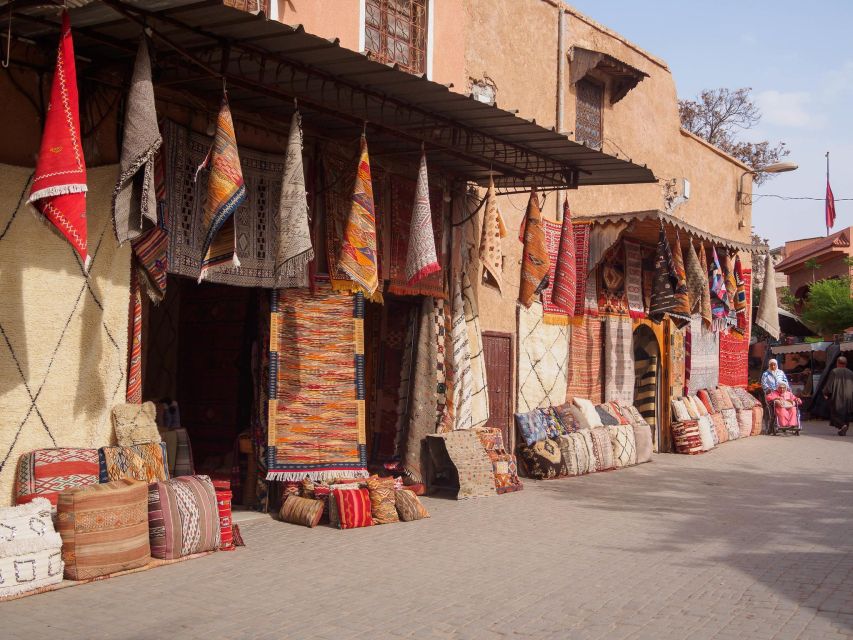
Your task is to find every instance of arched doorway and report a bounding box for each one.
[633,324,661,449]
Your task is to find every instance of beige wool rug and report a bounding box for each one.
[517,301,569,413]
[0,164,130,507]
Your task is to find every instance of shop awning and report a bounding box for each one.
[569,47,649,104]
[3,0,657,190]
[771,341,831,355]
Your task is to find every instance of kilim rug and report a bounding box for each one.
[719,270,751,388]
[517,302,569,412]
[566,316,603,403]
[598,243,629,316]
[478,176,506,293]
[572,221,591,317]
[588,222,627,275]
[266,286,368,481]
[551,199,577,313]
[733,255,748,332]
[462,270,490,429]
[518,190,550,308]
[698,245,713,329]
[163,119,286,287]
[541,217,571,325]
[684,241,705,318]
[449,270,474,429]
[670,234,691,326]
[404,153,441,285]
[603,316,635,405]
[634,355,658,433]
[649,227,679,323]
[387,173,445,298]
[432,430,496,500]
[624,240,645,319]
[0,164,130,507]
[686,315,719,394]
[670,325,687,397]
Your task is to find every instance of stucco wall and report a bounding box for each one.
[788,257,853,298]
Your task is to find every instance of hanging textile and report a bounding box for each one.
[518,302,569,412]
[126,269,143,404]
[733,254,748,332]
[756,253,780,339]
[462,270,490,429]
[541,218,571,324]
[597,243,629,316]
[28,11,90,270]
[684,241,705,317]
[634,355,658,431]
[572,221,591,318]
[518,190,550,308]
[709,247,729,331]
[649,228,678,323]
[587,222,628,275]
[450,270,474,430]
[113,38,161,245]
[338,135,381,301]
[274,111,314,288]
[686,315,719,394]
[551,198,577,313]
[670,234,691,327]
[719,270,751,387]
[583,268,599,317]
[698,245,713,329]
[624,240,645,319]
[478,176,506,292]
[566,315,602,403]
[604,316,635,405]
[670,325,687,397]
[405,153,441,285]
[723,251,739,330]
[130,149,169,303]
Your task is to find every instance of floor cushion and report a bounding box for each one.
[212,480,234,550]
[99,442,169,484]
[697,389,716,414]
[279,496,324,528]
[711,412,729,444]
[594,405,620,426]
[672,421,704,455]
[721,386,744,410]
[737,409,753,438]
[366,476,399,524]
[681,396,700,419]
[517,439,566,480]
[605,402,631,425]
[552,402,578,432]
[697,415,716,451]
[395,489,430,521]
[111,402,161,447]
[631,419,654,464]
[15,448,100,510]
[671,398,692,422]
[558,434,588,476]
[590,427,615,471]
[689,395,709,417]
[474,427,507,454]
[0,498,64,597]
[722,408,740,441]
[609,424,637,468]
[147,475,220,559]
[328,483,362,527]
[332,487,374,529]
[57,479,150,580]
[538,407,567,438]
[515,409,548,446]
[487,452,523,494]
[751,405,764,436]
[571,397,604,429]
[713,388,734,411]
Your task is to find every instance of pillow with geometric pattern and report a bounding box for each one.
[112,402,162,447]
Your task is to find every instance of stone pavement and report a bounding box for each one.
[3,421,852,640]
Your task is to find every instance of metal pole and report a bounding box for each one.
[826,151,830,237]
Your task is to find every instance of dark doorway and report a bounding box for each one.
[482,331,513,449]
[633,324,660,450]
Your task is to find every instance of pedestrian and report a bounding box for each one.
[823,356,853,436]
[761,358,789,393]
[765,381,801,428]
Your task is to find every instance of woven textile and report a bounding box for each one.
[28,12,89,269]
[598,244,629,316]
[684,241,703,317]
[405,153,441,284]
[333,488,374,529]
[723,253,739,329]
[559,434,592,475]
[439,430,497,499]
[98,443,169,484]
[722,408,740,441]
[566,316,602,403]
[572,222,591,317]
[212,480,234,550]
[130,149,169,303]
[517,302,569,412]
[687,315,720,394]
[672,421,704,455]
[463,270,490,429]
[583,267,599,316]
[670,235,691,325]
[196,97,247,282]
[339,136,380,300]
[395,489,430,521]
[485,451,522,494]
[697,389,716,414]
[515,410,548,446]
[737,409,753,438]
[552,403,578,432]
[709,247,729,330]
[388,172,445,298]
[478,177,506,293]
[366,476,399,524]
[634,355,658,430]
[279,496,324,528]
[541,215,573,324]
[449,270,474,430]
[58,479,150,580]
[590,427,615,471]
[697,246,713,329]
[519,191,550,308]
[274,111,313,288]
[751,405,764,436]
[541,407,569,437]
[0,499,63,597]
[609,424,637,468]
[670,326,687,397]
[719,270,751,388]
[671,398,691,422]
[596,405,620,426]
[518,438,566,480]
[572,397,604,429]
[604,316,635,406]
[624,240,645,319]
[112,402,161,447]
[711,412,728,444]
[649,228,678,323]
[697,415,716,451]
[267,287,367,481]
[113,38,161,245]
[756,254,780,339]
[147,475,220,559]
[15,449,99,509]
[623,408,653,463]
[126,269,143,404]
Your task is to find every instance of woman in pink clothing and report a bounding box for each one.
[765,381,802,428]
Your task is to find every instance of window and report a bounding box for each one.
[575,78,604,150]
[364,0,428,75]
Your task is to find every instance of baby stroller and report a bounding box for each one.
[763,390,802,436]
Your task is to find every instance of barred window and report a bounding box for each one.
[575,78,604,150]
[365,0,428,75]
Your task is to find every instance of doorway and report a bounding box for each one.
[482,331,513,450]
[633,324,661,450]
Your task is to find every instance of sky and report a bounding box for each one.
[568,0,853,248]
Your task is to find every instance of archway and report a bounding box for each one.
[633,324,661,449]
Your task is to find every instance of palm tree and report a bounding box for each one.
[804,258,822,283]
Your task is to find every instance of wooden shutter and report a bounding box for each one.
[575,78,604,150]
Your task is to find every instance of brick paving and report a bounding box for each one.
[3,421,852,640]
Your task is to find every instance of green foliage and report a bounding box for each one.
[799,277,853,335]
[778,286,797,310]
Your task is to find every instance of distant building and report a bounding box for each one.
[775,227,853,300]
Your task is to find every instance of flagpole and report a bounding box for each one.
[826,151,830,237]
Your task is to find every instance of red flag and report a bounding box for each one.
[826,178,836,231]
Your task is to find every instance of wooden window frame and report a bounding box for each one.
[575,76,605,151]
[363,0,429,76]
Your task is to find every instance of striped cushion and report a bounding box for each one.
[15,448,100,509]
[57,479,150,580]
[332,488,373,529]
[212,480,234,550]
[590,427,615,471]
[279,496,324,528]
[147,475,220,559]
[697,389,716,414]
[395,489,430,522]
[672,421,704,455]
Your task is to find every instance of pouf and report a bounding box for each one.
[212,480,234,551]
[15,448,100,510]
[148,475,220,559]
[57,479,151,580]
[0,498,64,597]
[737,409,753,438]
[672,421,704,455]
[279,496,324,528]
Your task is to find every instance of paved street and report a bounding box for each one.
[3,421,852,640]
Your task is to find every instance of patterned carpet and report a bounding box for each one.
[517,302,569,412]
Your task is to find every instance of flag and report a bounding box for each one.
[826,177,836,231]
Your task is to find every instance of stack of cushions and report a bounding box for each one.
[147,475,220,559]
[674,386,766,454]
[15,448,100,510]
[280,496,324,528]
[212,480,235,550]
[474,428,523,494]
[672,420,704,455]
[0,498,64,597]
[99,442,170,483]
[58,479,151,580]
[672,397,715,453]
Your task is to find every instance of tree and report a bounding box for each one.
[799,277,853,336]
[804,258,822,283]
[679,88,789,185]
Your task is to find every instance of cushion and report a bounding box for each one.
[697,415,716,451]
[147,475,220,559]
[474,428,507,454]
[99,442,169,484]
[0,498,64,597]
[328,483,362,527]
[558,435,586,476]
[332,488,374,529]
[212,480,234,551]
[279,496,324,528]
[111,402,162,447]
[57,479,150,580]
[682,396,700,419]
[672,421,704,454]
[552,403,578,432]
[590,427,615,471]
[15,448,100,509]
[737,409,753,438]
[366,476,399,524]
[712,389,734,412]
[751,405,764,436]
[690,395,709,417]
[571,397,604,429]
[594,405,620,426]
[514,409,548,446]
[538,407,566,438]
[697,389,716,414]
[395,489,430,521]
[517,438,566,480]
[486,452,523,494]
[722,408,740,440]
[671,398,691,422]
[717,387,737,410]
[609,424,637,468]
[606,402,631,425]
[631,420,653,464]
[403,482,427,496]
[721,386,744,410]
[711,412,729,444]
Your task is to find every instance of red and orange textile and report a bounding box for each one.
[405,153,441,285]
[719,269,751,387]
[566,315,603,403]
[15,448,100,509]
[733,255,748,332]
[541,217,572,324]
[28,11,90,270]
[130,149,169,303]
[478,176,507,293]
[338,135,381,301]
[571,221,591,318]
[196,97,246,282]
[670,234,691,327]
[597,243,629,316]
[518,190,550,308]
[332,487,374,529]
[549,199,577,315]
[126,268,143,404]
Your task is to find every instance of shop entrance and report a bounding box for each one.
[482,331,513,449]
[633,324,661,449]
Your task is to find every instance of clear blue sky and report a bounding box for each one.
[568,0,852,248]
